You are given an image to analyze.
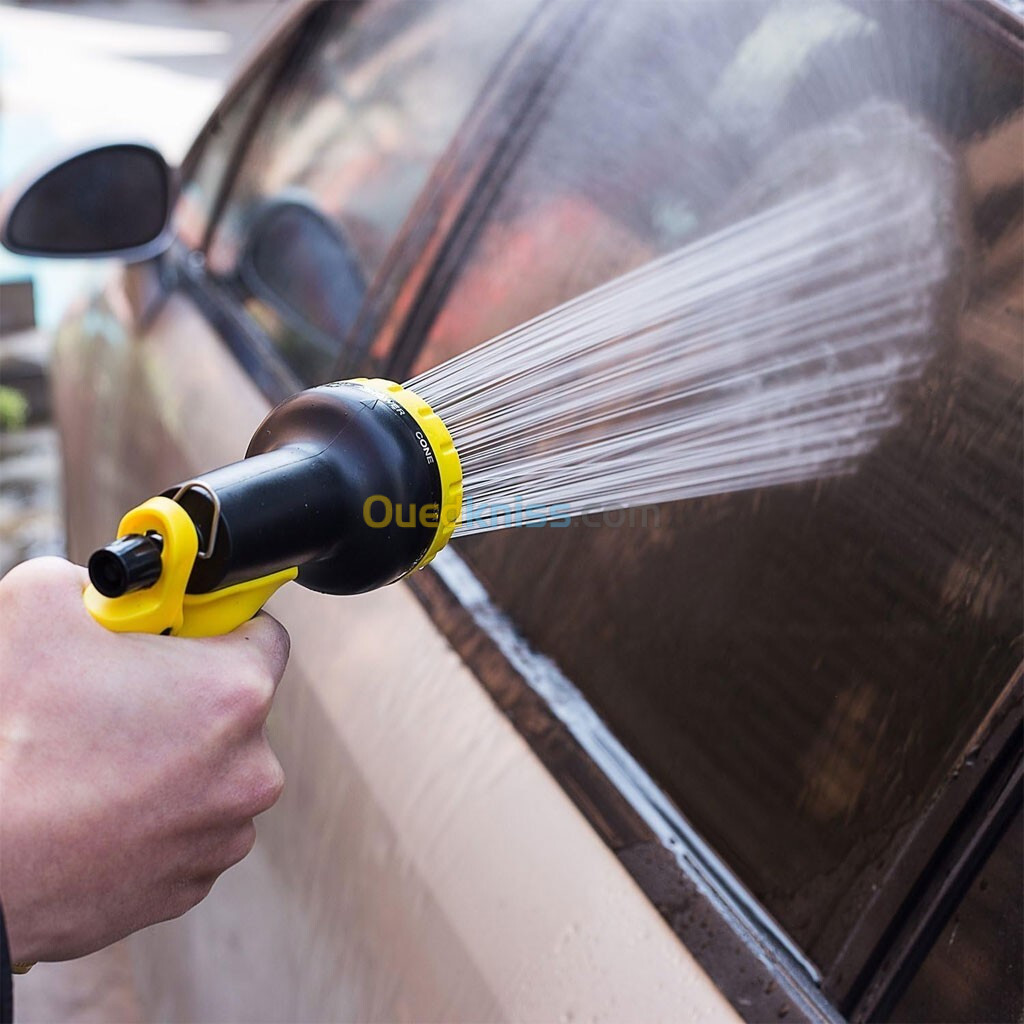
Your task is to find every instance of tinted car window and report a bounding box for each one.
[207,0,539,384]
[175,58,282,252]
[408,0,1023,994]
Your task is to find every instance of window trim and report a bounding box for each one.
[176,0,321,229]
[843,671,1023,1020]
[175,243,303,404]
[167,2,362,404]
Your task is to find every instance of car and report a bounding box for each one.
[3,1,1022,1020]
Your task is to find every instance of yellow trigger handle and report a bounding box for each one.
[83,496,296,637]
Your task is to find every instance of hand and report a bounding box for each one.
[0,557,290,962]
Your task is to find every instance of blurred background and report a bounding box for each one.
[0,0,275,582]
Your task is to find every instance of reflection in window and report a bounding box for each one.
[175,59,280,252]
[207,0,539,384]
[408,0,1023,1003]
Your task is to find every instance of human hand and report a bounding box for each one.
[0,557,290,962]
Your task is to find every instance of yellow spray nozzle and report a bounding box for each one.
[84,379,462,637]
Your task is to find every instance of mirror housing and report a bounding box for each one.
[0,143,173,261]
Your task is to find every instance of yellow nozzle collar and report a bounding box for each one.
[355,378,462,571]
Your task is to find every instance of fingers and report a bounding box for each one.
[0,559,96,658]
[163,877,217,923]
[197,614,290,742]
[229,757,284,819]
[0,556,91,609]
[219,737,286,821]
[0,558,291,961]
[153,611,289,734]
[195,741,285,839]
[238,743,286,818]
[229,612,291,693]
[186,821,258,876]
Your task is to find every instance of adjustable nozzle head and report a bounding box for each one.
[349,378,463,572]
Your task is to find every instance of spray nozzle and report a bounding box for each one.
[84,379,462,636]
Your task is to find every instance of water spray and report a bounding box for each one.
[86,124,953,637]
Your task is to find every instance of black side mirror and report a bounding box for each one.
[0,143,173,261]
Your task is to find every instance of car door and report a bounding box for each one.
[55,2,739,1021]
[368,2,1023,1022]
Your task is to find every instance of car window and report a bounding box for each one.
[174,58,283,253]
[205,0,540,385]
[406,0,1023,1006]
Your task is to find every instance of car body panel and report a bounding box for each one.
[53,261,738,1022]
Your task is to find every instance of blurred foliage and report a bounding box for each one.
[0,385,29,431]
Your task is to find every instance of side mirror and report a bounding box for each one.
[0,143,173,261]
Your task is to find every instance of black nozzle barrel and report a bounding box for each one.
[88,533,164,598]
[87,382,447,603]
[165,382,442,596]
